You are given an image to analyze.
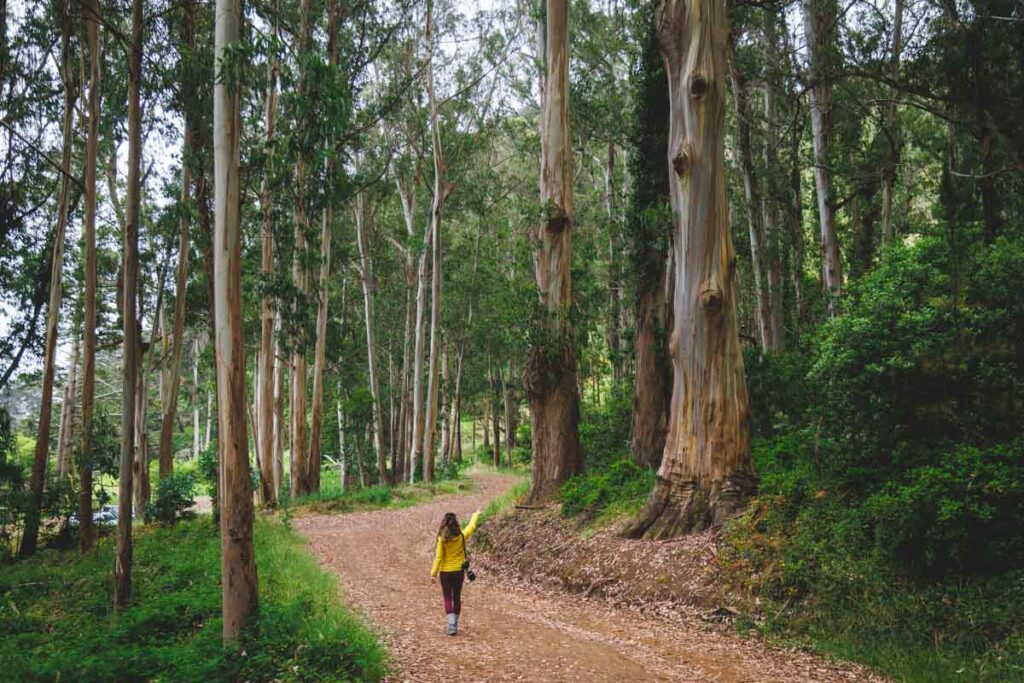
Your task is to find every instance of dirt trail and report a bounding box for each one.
[296,471,883,682]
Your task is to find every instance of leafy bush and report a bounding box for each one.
[865,441,1024,578]
[560,458,654,520]
[197,439,218,521]
[808,236,1024,494]
[144,471,198,525]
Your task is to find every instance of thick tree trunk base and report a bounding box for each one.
[525,346,582,504]
[624,473,757,540]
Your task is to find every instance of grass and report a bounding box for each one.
[0,517,385,681]
[287,474,471,515]
[481,479,529,522]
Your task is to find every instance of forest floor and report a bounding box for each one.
[297,470,887,682]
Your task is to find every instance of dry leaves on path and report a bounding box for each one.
[295,471,886,682]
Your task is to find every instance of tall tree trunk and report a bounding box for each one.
[308,202,332,493]
[115,0,143,608]
[56,335,79,479]
[77,0,101,554]
[524,0,582,502]
[193,336,202,458]
[204,388,213,449]
[629,12,672,470]
[502,363,514,462]
[355,192,389,485]
[880,0,903,245]
[214,0,258,640]
[157,0,196,479]
[761,13,785,350]
[439,346,451,464]
[728,54,770,351]
[490,365,500,467]
[422,0,453,483]
[605,142,623,383]
[19,0,76,558]
[397,277,412,479]
[802,0,842,316]
[256,9,279,508]
[626,0,757,539]
[289,0,312,497]
[273,313,285,497]
[409,224,431,483]
[788,99,807,341]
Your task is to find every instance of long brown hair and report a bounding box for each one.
[438,512,461,542]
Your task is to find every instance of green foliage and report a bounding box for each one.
[144,471,198,526]
[559,459,653,522]
[0,518,385,681]
[196,440,219,522]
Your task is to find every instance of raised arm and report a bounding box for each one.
[461,510,483,540]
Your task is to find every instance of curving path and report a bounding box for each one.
[295,471,884,682]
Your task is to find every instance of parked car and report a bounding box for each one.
[69,505,123,527]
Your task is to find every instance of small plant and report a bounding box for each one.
[144,471,197,525]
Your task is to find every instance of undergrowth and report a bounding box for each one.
[0,518,385,681]
[288,475,470,515]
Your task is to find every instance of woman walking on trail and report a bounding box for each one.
[430,509,482,635]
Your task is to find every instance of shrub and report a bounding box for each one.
[560,458,654,520]
[144,471,198,525]
[864,441,1024,578]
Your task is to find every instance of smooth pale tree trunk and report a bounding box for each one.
[56,335,79,479]
[214,0,258,640]
[337,398,346,490]
[204,389,213,449]
[397,280,412,479]
[761,13,785,350]
[625,0,757,539]
[788,103,807,341]
[409,223,431,483]
[158,0,197,479]
[439,347,450,464]
[728,55,770,351]
[802,0,842,316]
[19,3,76,557]
[422,0,453,483]
[308,203,332,493]
[273,313,285,497]
[482,397,490,449]
[289,0,312,497]
[490,365,501,467]
[604,142,624,383]
[192,335,202,458]
[78,0,101,554]
[502,363,514,463]
[255,13,278,507]
[880,0,903,246]
[355,193,389,485]
[115,0,143,608]
[525,0,582,502]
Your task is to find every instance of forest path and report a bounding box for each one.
[296,470,882,682]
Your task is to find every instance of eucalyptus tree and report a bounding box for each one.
[214,0,258,642]
[525,0,582,502]
[802,0,842,315]
[19,0,77,558]
[626,0,756,538]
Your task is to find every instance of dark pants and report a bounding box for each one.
[439,570,465,615]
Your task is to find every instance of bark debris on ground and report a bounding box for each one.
[296,471,886,682]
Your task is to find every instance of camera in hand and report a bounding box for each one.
[463,560,476,582]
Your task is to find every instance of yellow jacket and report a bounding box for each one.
[430,511,481,576]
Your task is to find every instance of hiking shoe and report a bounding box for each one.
[446,613,457,636]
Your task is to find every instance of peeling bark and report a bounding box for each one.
[626,0,757,539]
